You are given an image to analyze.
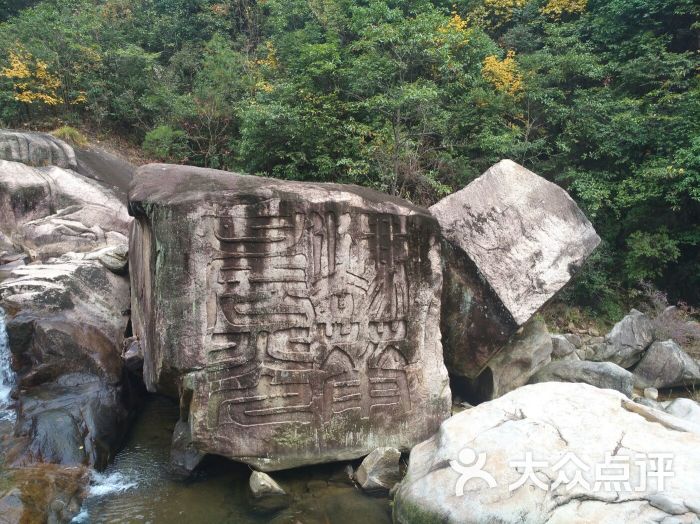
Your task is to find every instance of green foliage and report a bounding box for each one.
[0,0,698,309]
[142,125,188,162]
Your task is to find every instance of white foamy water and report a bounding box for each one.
[0,307,16,422]
[88,471,139,497]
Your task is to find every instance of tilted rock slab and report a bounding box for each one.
[394,382,700,524]
[129,164,451,471]
[0,130,77,170]
[430,160,600,378]
[0,159,131,259]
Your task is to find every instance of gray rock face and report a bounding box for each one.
[393,382,700,524]
[634,340,700,389]
[529,359,634,397]
[550,334,577,360]
[665,398,700,427]
[354,447,402,494]
[467,318,552,401]
[0,160,131,259]
[431,159,599,377]
[129,164,451,472]
[0,130,77,170]
[590,309,654,368]
[0,255,131,469]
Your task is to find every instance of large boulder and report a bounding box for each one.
[633,339,700,389]
[463,318,552,402]
[129,164,451,472]
[0,159,130,259]
[529,359,634,397]
[0,130,77,170]
[588,309,654,368]
[393,382,700,524]
[0,254,132,469]
[430,160,600,378]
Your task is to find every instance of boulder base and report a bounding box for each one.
[394,382,700,524]
[129,164,451,471]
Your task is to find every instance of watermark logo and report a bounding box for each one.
[449,448,497,495]
[450,448,674,496]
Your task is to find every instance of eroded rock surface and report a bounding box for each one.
[394,382,700,524]
[464,318,553,402]
[431,160,600,378]
[129,164,451,472]
[355,447,402,494]
[0,159,130,259]
[0,130,77,170]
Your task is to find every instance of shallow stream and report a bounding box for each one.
[74,396,393,524]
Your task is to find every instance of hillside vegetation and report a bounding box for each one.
[0,0,698,316]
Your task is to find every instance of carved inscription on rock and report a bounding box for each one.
[129,164,450,472]
[201,201,421,450]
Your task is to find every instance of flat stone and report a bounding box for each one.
[393,382,700,524]
[529,359,634,397]
[129,164,451,472]
[634,340,700,389]
[431,159,599,377]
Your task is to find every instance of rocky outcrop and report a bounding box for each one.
[633,339,700,389]
[355,447,402,494]
[0,254,132,469]
[0,130,77,170]
[529,359,634,397]
[464,318,552,402]
[589,309,654,368]
[665,398,700,427]
[129,164,451,472]
[0,159,130,260]
[393,382,700,524]
[431,160,600,378]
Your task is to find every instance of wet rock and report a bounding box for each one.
[550,334,577,360]
[0,130,77,170]
[129,164,451,472]
[634,339,700,389]
[466,318,552,401]
[529,359,634,397]
[0,159,130,259]
[393,382,700,524]
[589,309,654,368]
[0,464,88,524]
[0,256,131,469]
[169,419,205,478]
[665,398,700,426]
[355,447,401,495]
[430,159,599,378]
[249,471,290,512]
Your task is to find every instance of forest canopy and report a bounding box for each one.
[1,0,699,315]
